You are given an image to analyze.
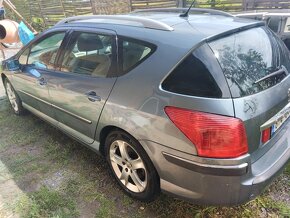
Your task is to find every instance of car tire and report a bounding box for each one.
[4,79,25,115]
[105,130,160,202]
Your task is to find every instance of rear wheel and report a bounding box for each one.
[4,79,25,115]
[105,130,160,202]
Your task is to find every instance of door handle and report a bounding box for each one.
[85,91,101,102]
[38,77,47,86]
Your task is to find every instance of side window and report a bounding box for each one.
[121,38,155,73]
[18,48,29,65]
[284,17,290,33]
[268,17,280,33]
[61,32,114,77]
[28,32,65,70]
[162,46,222,98]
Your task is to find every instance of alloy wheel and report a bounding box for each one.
[6,82,19,112]
[109,140,147,193]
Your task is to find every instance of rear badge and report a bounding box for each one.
[244,99,258,117]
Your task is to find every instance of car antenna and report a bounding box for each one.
[180,0,195,18]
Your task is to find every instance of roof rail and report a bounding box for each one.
[56,15,174,31]
[132,8,233,17]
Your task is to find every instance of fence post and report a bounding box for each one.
[59,0,67,17]
[35,0,47,28]
[90,0,96,14]
[177,0,186,7]
[129,0,133,12]
[242,0,247,10]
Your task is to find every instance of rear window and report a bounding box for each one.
[162,46,222,98]
[209,27,290,97]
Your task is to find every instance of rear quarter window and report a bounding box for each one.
[209,27,290,97]
[119,37,156,75]
[162,45,223,98]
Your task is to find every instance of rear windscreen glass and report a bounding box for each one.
[209,27,290,97]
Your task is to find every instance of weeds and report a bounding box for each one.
[16,186,79,218]
[0,99,289,218]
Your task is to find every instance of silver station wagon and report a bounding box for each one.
[1,8,290,205]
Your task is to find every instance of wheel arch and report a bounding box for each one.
[98,125,143,156]
[98,125,160,180]
[98,125,121,156]
[1,73,7,86]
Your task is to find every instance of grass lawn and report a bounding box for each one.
[0,99,289,217]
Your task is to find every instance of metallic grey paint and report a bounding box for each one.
[1,11,289,205]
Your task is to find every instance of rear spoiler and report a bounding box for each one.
[205,22,265,43]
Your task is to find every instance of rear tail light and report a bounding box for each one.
[261,127,271,144]
[164,106,248,158]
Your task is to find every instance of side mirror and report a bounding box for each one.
[287,25,290,31]
[6,59,20,71]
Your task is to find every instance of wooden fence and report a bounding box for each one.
[185,0,243,11]
[243,0,290,10]
[185,0,290,11]
[7,0,290,31]
[131,0,178,10]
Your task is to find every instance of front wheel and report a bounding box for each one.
[105,130,160,202]
[4,79,25,115]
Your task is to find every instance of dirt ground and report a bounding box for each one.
[0,46,20,99]
[0,81,5,99]
[0,97,289,218]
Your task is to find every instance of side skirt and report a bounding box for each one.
[22,102,102,155]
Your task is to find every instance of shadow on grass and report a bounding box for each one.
[0,99,289,218]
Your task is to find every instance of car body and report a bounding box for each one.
[1,8,290,205]
[234,9,290,50]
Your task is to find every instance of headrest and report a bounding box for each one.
[77,34,103,52]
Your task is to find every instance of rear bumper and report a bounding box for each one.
[140,120,290,206]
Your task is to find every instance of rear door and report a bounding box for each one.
[209,26,290,161]
[47,28,118,144]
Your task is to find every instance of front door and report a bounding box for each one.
[47,29,118,144]
[12,31,67,120]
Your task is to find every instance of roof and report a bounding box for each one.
[55,8,264,46]
[127,9,263,39]
[56,8,235,31]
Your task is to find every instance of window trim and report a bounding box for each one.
[118,36,157,76]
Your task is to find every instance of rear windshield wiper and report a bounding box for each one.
[253,65,289,85]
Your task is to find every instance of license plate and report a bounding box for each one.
[271,104,290,134]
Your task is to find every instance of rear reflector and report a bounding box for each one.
[164,106,248,158]
[261,128,271,144]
